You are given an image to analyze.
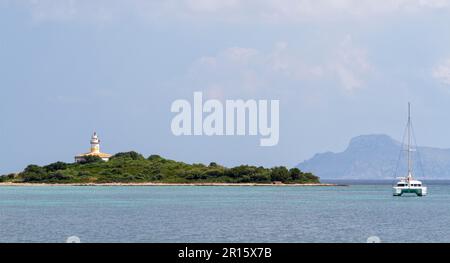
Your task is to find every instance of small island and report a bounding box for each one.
[0,133,332,186]
[0,152,324,185]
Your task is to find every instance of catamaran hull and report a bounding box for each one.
[393,187,427,197]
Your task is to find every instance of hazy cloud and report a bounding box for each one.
[433,59,450,86]
[188,38,372,97]
[330,36,372,91]
[13,0,450,24]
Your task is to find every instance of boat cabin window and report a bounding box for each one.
[397,183,422,187]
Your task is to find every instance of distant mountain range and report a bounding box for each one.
[297,134,450,179]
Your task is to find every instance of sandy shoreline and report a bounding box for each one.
[0,182,346,187]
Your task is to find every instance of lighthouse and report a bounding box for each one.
[90,132,100,153]
[75,132,112,163]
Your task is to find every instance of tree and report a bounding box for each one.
[45,162,68,172]
[148,154,162,161]
[112,151,145,161]
[226,165,257,178]
[204,168,224,178]
[301,172,319,183]
[250,172,271,182]
[80,155,103,164]
[270,166,290,182]
[24,165,46,175]
[48,171,72,181]
[289,168,302,180]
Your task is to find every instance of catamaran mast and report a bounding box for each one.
[407,102,412,180]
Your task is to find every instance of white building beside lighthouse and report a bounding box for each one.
[75,132,112,162]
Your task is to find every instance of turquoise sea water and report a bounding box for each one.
[1,182,450,243]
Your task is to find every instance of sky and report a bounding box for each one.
[2,0,450,174]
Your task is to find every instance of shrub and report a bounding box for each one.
[289,168,302,180]
[78,171,93,177]
[150,174,163,181]
[249,172,271,182]
[226,165,257,178]
[204,168,224,178]
[21,173,44,182]
[112,151,145,161]
[301,173,319,183]
[270,166,290,182]
[24,165,46,175]
[48,172,72,181]
[148,155,162,161]
[186,170,206,180]
[45,162,68,172]
[238,175,252,183]
[79,155,103,164]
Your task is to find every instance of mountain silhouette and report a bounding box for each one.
[297,134,450,179]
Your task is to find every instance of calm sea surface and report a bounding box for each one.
[1,181,450,243]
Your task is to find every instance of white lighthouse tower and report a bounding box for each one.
[75,132,112,163]
[90,132,100,154]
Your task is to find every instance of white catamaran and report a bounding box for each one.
[392,103,427,197]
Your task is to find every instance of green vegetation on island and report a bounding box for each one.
[0,152,320,184]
